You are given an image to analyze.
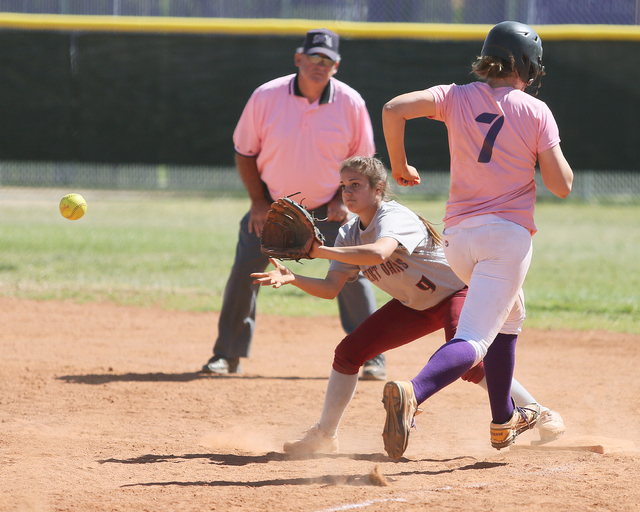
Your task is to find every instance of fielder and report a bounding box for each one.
[252,156,565,457]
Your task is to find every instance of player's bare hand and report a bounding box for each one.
[460,361,486,384]
[251,258,294,288]
[327,197,349,224]
[392,165,421,187]
[248,199,272,237]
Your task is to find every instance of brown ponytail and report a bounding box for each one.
[418,215,443,247]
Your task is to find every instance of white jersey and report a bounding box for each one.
[329,201,466,310]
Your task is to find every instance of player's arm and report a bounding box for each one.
[236,153,272,236]
[382,90,436,187]
[311,237,399,266]
[251,259,349,299]
[537,144,574,198]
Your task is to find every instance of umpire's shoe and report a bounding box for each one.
[201,356,242,375]
[382,380,420,460]
[490,403,541,450]
[360,354,387,381]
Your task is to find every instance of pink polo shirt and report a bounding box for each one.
[429,81,560,234]
[233,73,375,210]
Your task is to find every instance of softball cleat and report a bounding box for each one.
[382,380,420,460]
[537,409,566,442]
[490,403,541,449]
[283,424,338,455]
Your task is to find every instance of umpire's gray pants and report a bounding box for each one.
[212,205,377,359]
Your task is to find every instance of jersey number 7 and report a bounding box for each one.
[476,113,505,163]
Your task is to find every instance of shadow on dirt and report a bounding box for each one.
[104,453,506,488]
[58,372,211,384]
[99,452,387,465]
[98,452,482,467]
[57,373,327,384]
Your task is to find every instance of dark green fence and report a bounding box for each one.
[0,29,639,171]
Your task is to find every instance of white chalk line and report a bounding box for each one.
[313,482,498,512]
[314,461,582,511]
[315,498,408,512]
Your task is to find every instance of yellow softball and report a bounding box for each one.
[59,193,87,221]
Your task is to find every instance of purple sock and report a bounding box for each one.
[483,333,518,424]
[411,339,476,404]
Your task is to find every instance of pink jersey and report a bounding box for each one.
[233,74,375,210]
[428,82,560,234]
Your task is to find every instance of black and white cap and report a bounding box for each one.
[297,28,340,62]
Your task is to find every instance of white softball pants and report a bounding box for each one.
[442,214,532,365]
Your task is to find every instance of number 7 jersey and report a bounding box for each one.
[428,81,561,235]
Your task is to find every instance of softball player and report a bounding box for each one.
[382,21,573,455]
[251,156,565,456]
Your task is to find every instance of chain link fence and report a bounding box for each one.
[1,162,638,203]
[1,0,639,24]
[2,2,639,201]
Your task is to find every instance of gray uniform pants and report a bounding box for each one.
[213,204,377,359]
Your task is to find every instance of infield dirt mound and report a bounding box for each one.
[1,296,638,511]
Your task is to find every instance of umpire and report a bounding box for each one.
[201,28,385,379]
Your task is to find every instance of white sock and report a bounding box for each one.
[318,369,359,436]
[477,376,548,412]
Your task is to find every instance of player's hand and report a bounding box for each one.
[327,197,349,224]
[251,258,295,288]
[248,199,272,237]
[461,361,485,384]
[392,165,421,187]
[308,238,325,259]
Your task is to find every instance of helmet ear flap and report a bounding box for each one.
[527,63,536,85]
[525,63,545,96]
[525,55,544,85]
[528,59,546,85]
[520,55,534,84]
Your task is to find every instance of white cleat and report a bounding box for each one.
[537,409,566,442]
[283,424,338,455]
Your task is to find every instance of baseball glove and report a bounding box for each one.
[260,196,326,261]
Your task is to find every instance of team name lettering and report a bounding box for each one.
[380,259,405,275]
[363,266,383,282]
[363,258,409,283]
[395,259,409,270]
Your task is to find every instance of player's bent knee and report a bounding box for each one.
[332,359,360,375]
[332,349,363,375]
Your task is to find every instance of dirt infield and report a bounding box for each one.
[1,296,639,512]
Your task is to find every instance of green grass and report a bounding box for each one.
[0,188,638,333]
[523,200,640,332]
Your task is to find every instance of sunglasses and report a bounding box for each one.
[306,53,336,67]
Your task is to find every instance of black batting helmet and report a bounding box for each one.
[481,21,544,86]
